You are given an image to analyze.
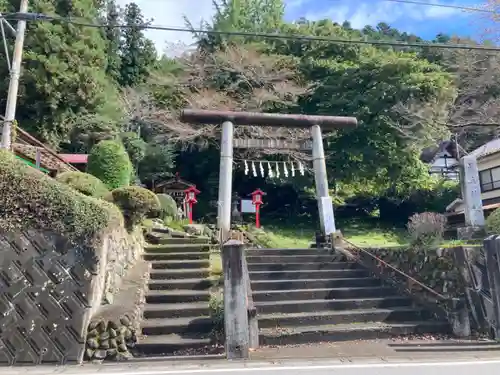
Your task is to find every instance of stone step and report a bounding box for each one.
[135,334,212,355]
[151,237,211,245]
[144,302,210,319]
[148,278,214,291]
[150,259,210,270]
[248,262,359,272]
[257,307,430,328]
[255,297,412,314]
[249,269,370,280]
[252,286,398,302]
[145,244,211,253]
[150,228,190,238]
[259,321,451,346]
[149,268,211,280]
[141,316,213,336]
[144,252,210,261]
[146,290,211,304]
[246,248,336,256]
[247,255,342,264]
[251,277,381,291]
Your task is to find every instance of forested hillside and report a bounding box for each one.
[1,0,498,224]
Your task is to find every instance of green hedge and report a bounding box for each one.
[486,208,500,235]
[56,171,110,198]
[106,186,161,230]
[0,150,123,244]
[156,193,177,219]
[87,140,132,189]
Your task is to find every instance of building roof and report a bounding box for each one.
[155,173,194,190]
[420,140,458,164]
[13,143,74,172]
[58,154,88,164]
[469,138,500,160]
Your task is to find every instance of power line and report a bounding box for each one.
[2,12,500,52]
[371,0,494,13]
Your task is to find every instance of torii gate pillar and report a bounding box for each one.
[218,121,234,243]
[180,110,357,242]
[311,125,334,234]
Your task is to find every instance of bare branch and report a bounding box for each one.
[126,44,315,160]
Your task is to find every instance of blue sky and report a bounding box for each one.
[285,0,487,40]
[117,0,491,52]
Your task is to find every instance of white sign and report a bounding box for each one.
[241,199,256,213]
[461,155,485,227]
[319,197,336,235]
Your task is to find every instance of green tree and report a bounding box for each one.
[138,144,175,186]
[119,2,157,86]
[189,0,285,50]
[120,131,146,168]
[104,0,122,82]
[0,0,122,146]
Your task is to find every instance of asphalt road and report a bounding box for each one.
[4,359,500,375]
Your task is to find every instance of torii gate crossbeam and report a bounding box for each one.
[180,109,358,242]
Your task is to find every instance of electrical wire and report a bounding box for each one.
[1,11,500,52]
[367,0,494,13]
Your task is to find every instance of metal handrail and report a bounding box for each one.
[342,238,450,302]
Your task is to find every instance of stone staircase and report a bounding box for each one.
[134,231,220,357]
[247,247,451,346]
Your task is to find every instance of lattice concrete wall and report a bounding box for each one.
[0,230,104,365]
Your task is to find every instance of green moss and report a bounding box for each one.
[56,171,110,198]
[106,186,160,230]
[0,150,123,244]
[87,140,132,189]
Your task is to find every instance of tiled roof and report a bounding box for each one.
[13,143,74,172]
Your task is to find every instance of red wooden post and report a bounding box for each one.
[187,202,193,224]
[250,189,265,229]
[184,186,200,224]
[255,203,261,228]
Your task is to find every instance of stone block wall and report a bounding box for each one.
[0,227,142,365]
[364,246,468,299]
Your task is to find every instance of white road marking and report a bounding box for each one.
[31,359,500,375]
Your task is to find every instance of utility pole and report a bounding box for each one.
[1,0,29,150]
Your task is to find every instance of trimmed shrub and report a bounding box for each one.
[486,208,500,235]
[0,150,122,244]
[87,140,132,189]
[156,193,177,219]
[56,171,109,198]
[407,212,447,248]
[106,186,161,230]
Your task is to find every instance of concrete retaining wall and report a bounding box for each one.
[0,227,143,365]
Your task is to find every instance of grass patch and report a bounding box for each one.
[249,225,313,248]
[165,218,190,232]
[210,252,222,277]
[246,219,408,248]
[341,220,408,248]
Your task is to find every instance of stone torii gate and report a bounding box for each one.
[180,109,358,242]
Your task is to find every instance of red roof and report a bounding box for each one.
[58,154,88,164]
